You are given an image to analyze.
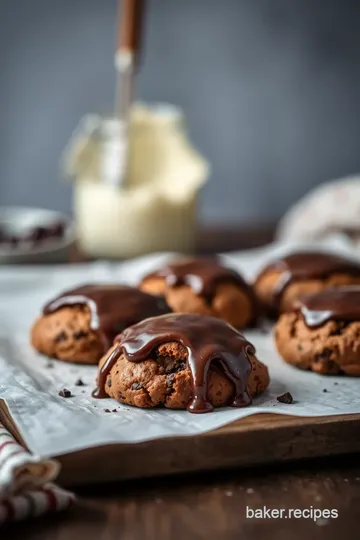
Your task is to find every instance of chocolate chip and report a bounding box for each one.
[104,408,111,413]
[54,331,67,343]
[59,388,72,398]
[73,330,88,340]
[173,360,186,373]
[166,374,175,387]
[168,360,186,374]
[131,382,143,390]
[75,378,85,386]
[318,348,332,361]
[330,321,348,336]
[107,379,112,387]
[157,356,187,374]
[330,327,343,336]
[277,392,294,404]
[289,325,297,338]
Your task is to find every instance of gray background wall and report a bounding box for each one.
[1,0,360,224]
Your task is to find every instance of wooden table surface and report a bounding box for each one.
[7,455,360,539]
[6,224,360,538]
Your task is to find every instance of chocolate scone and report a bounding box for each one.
[275,286,360,375]
[139,258,258,328]
[31,285,171,364]
[93,313,269,412]
[254,251,360,316]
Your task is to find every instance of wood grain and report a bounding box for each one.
[7,453,360,540]
[5,223,360,538]
[117,0,146,54]
[58,412,360,487]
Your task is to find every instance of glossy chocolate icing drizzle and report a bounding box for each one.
[43,284,171,351]
[258,251,360,309]
[144,258,252,302]
[93,313,254,413]
[299,286,360,328]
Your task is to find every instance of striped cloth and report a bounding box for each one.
[0,423,75,523]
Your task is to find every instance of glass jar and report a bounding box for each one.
[62,103,209,259]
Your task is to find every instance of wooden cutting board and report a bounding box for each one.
[2,399,359,487]
[57,412,360,487]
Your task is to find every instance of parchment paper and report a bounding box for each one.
[1,236,360,459]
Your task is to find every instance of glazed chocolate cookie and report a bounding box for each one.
[254,251,360,316]
[139,258,258,329]
[31,285,171,364]
[93,313,269,412]
[275,286,360,375]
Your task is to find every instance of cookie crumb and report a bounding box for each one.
[75,378,85,386]
[54,331,67,344]
[59,388,72,398]
[334,382,339,386]
[224,490,233,497]
[322,388,328,393]
[112,409,118,413]
[46,362,54,369]
[104,408,111,413]
[73,330,88,340]
[277,392,294,404]
[246,488,254,494]
[258,319,271,334]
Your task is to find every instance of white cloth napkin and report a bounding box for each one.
[0,423,75,524]
[277,174,360,245]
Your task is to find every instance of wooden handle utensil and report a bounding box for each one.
[117,0,146,63]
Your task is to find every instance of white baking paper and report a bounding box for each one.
[1,236,360,459]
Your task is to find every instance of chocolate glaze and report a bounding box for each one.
[143,258,252,303]
[257,252,360,310]
[43,284,171,351]
[93,313,254,413]
[298,286,360,328]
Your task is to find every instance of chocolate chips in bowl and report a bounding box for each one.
[0,207,75,263]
